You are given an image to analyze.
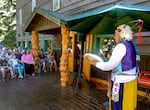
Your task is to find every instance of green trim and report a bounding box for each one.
[28,41,31,49]
[92,34,114,54]
[67,3,150,22]
[44,40,47,52]
[22,41,25,48]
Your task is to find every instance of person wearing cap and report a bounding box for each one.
[86,24,138,110]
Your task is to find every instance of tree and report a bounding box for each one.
[0,0,16,47]
[1,30,16,47]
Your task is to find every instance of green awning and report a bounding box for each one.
[66,3,150,34]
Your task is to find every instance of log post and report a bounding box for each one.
[59,24,70,87]
[31,31,39,74]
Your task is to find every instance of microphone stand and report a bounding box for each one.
[74,39,84,95]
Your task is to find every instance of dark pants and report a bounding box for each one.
[24,63,34,75]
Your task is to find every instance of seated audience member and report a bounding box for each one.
[38,49,47,72]
[47,50,57,71]
[8,54,24,79]
[7,48,13,60]
[0,47,9,59]
[0,55,16,81]
[21,49,34,76]
[15,49,22,60]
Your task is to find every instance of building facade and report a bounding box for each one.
[16,0,150,50]
[16,0,150,87]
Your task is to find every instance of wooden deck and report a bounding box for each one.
[0,71,149,110]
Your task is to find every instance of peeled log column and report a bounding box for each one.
[59,25,70,87]
[31,31,39,74]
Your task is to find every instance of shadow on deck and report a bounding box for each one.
[0,71,149,110]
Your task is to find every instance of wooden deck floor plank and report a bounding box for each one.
[0,72,149,110]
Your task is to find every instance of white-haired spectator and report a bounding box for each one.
[87,24,138,110]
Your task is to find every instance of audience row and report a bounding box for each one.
[0,47,58,81]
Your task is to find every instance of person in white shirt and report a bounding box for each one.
[86,24,138,110]
[9,54,24,79]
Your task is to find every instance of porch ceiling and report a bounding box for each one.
[23,8,71,34]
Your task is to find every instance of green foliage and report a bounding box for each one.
[0,0,16,48]
[1,30,16,47]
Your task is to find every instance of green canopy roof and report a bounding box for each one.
[66,3,150,34]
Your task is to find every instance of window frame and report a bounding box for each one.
[53,0,60,11]
[32,0,36,11]
[19,8,22,25]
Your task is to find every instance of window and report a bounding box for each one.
[99,38,115,58]
[68,37,73,53]
[32,0,36,11]
[19,9,22,25]
[53,0,60,11]
[28,41,31,49]
[22,41,25,48]
[85,36,90,53]
[18,42,21,47]
[45,40,52,52]
[93,35,115,59]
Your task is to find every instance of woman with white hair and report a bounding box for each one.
[86,24,137,110]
